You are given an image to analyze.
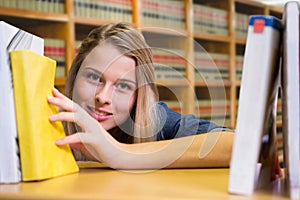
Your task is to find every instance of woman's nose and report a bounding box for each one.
[95,85,112,105]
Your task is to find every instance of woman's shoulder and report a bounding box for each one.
[155,101,233,141]
[157,101,168,107]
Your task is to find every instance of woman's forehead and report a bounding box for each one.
[80,45,136,80]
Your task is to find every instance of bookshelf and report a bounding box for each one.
[0,0,283,130]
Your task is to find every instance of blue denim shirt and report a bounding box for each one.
[155,102,231,141]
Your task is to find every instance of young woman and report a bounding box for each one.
[48,22,234,170]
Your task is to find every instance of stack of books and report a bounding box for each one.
[195,99,231,127]
[194,51,229,82]
[152,48,186,81]
[228,2,300,199]
[74,0,132,22]
[0,21,78,184]
[0,0,65,13]
[44,38,66,78]
[193,4,228,36]
[141,0,186,31]
[235,12,250,39]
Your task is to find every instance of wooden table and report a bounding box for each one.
[0,162,289,200]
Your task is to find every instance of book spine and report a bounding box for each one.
[194,51,229,81]
[282,2,300,198]
[228,16,282,195]
[235,54,244,81]
[153,48,186,81]
[44,38,66,78]
[0,23,42,183]
[236,13,250,39]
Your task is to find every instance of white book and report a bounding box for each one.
[282,2,300,199]
[0,21,44,183]
[228,16,282,195]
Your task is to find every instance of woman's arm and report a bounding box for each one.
[48,88,233,170]
[113,131,233,169]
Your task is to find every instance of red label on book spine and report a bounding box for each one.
[253,19,265,33]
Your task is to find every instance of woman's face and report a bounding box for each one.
[73,43,137,131]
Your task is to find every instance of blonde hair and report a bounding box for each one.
[65,23,159,152]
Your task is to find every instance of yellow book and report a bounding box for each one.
[10,50,79,181]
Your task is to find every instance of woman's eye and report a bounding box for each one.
[117,83,131,91]
[87,73,100,82]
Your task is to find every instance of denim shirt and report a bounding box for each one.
[155,102,231,141]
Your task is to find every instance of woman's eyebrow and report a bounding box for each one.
[83,67,105,78]
[84,67,102,74]
[118,79,137,85]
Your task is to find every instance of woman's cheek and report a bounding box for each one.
[73,82,96,104]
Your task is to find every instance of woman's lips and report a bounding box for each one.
[87,106,112,122]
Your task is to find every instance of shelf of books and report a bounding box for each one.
[192,0,233,128]
[0,0,283,131]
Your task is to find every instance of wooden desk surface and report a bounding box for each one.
[0,162,289,200]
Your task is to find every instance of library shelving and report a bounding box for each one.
[0,0,283,130]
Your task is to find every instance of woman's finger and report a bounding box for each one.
[52,87,69,100]
[48,88,76,111]
[49,112,75,122]
[49,111,89,132]
[48,95,75,112]
[56,133,98,161]
[56,133,81,145]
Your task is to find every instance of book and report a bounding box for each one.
[141,0,185,31]
[10,50,79,181]
[44,38,66,78]
[228,15,283,195]
[193,4,228,36]
[0,21,44,184]
[281,1,300,199]
[0,0,65,14]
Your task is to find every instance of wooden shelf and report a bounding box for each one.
[235,0,265,7]
[195,80,231,87]
[54,77,66,86]
[74,17,123,26]
[193,33,231,43]
[267,5,284,13]
[156,80,190,87]
[140,26,189,37]
[0,7,68,22]
[235,38,247,45]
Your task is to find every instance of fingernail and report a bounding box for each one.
[55,139,63,145]
[53,88,60,93]
[47,95,53,100]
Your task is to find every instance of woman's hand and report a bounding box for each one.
[47,88,233,170]
[47,88,107,161]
